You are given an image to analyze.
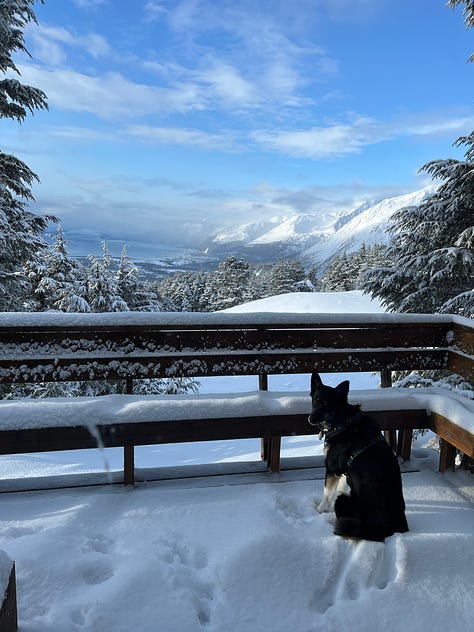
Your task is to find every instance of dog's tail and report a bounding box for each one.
[334,517,388,542]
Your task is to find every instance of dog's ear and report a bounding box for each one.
[311,371,323,394]
[336,380,350,398]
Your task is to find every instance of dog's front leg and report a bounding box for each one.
[318,473,343,513]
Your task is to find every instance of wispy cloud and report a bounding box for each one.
[252,112,474,159]
[252,116,383,159]
[144,1,169,22]
[28,23,112,64]
[71,0,109,9]
[17,64,206,119]
[124,125,238,151]
[141,0,338,112]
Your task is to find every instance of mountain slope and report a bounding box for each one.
[199,185,436,269]
[302,186,435,270]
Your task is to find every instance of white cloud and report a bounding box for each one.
[28,23,112,64]
[48,126,117,142]
[17,64,206,119]
[252,116,381,159]
[195,61,259,105]
[72,0,109,8]
[151,1,337,112]
[252,112,474,159]
[124,125,237,151]
[144,1,169,22]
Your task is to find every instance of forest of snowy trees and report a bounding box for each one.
[157,256,317,312]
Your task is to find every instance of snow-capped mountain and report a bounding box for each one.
[202,218,281,248]
[302,186,435,270]
[249,213,334,246]
[202,186,436,270]
[202,212,337,261]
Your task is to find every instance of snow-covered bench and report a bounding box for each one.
[0,312,473,484]
[0,388,472,484]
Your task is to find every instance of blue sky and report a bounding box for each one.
[5,0,474,257]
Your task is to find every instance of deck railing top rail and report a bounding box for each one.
[0,312,472,384]
[0,310,470,329]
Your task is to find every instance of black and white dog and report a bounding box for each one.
[308,372,408,542]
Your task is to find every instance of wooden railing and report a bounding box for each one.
[0,311,473,483]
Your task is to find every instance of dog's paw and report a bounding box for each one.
[317,501,330,513]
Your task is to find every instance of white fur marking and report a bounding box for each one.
[318,473,346,513]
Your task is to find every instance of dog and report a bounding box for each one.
[308,372,409,542]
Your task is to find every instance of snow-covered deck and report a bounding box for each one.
[0,304,473,630]
[0,450,472,632]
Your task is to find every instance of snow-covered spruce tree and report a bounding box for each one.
[322,253,355,291]
[115,246,162,312]
[269,258,310,295]
[0,0,54,310]
[324,244,389,292]
[211,257,252,310]
[23,223,90,312]
[448,0,474,38]
[87,242,129,313]
[363,0,474,319]
[157,270,210,311]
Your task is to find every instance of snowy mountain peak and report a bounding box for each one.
[302,185,436,270]
[206,218,282,245]
[200,185,437,269]
[249,213,335,246]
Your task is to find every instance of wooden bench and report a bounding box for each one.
[0,312,473,485]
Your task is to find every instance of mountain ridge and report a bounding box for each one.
[202,186,436,270]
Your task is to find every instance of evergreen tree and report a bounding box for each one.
[158,271,208,312]
[87,242,129,313]
[115,246,162,312]
[23,224,89,311]
[0,0,53,310]
[322,253,354,291]
[363,156,474,315]
[269,258,309,295]
[212,257,252,310]
[448,1,474,35]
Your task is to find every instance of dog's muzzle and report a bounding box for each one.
[308,414,324,440]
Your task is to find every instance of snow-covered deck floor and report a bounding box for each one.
[0,449,472,632]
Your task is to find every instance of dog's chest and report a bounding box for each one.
[325,441,351,474]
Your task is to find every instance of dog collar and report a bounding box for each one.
[324,410,365,439]
[346,435,385,467]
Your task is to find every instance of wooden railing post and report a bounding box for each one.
[439,438,457,473]
[380,369,398,452]
[259,373,269,462]
[380,369,412,460]
[258,373,281,471]
[123,378,135,485]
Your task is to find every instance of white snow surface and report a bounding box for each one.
[0,453,473,631]
[0,291,473,631]
[222,290,384,313]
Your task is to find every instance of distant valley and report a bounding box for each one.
[66,186,435,278]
